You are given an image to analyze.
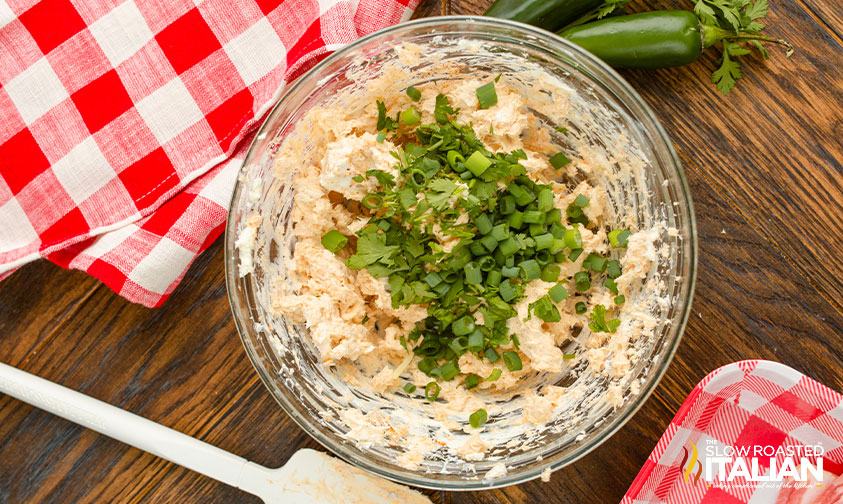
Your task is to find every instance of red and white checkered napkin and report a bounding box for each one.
[622,360,843,504]
[0,0,418,307]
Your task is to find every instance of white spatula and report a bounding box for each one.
[0,362,431,504]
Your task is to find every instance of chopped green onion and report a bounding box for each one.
[615,295,626,305]
[500,195,516,214]
[490,223,509,242]
[376,131,386,143]
[549,283,569,302]
[535,249,552,265]
[321,230,348,253]
[519,259,541,281]
[568,248,583,261]
[575,271,591,291]
[361,194,383,209]
[486,368,502,381]
[446,150,465,169]
[406,86,421,101]
[508,210,524,229]
[418,357,438,374]
[486,269,502,287]
[509,184,535,206]
[604,278,619,294]
[464,262,483,284]
[480,234,498,252]
[499,279,517,301]
[498,237,521,258]
[500,265,519,278]
[469,241,486,257]
[485,347,500,363]
[609,229,632,248]
[510,334,520,350]
[575,302,587,314]
[541,263,560,282]
[537,188,553,212]
[476,82,498,109]
[534,233,554,250]
[549,238,566,254]
[469,408,488,428]
[479,256,496,272]
[425,381,440,401]
[546,208,562,225]
[452,315,475,336]
[563,353,576,359]
[573,194,590,208]
[607,260,621,279]
[583,253,607,272]
[503,351,522,371]
[523,210,544,224]
[440,361,459,381]
[409,169,427,187]
[563,228,582,249]
[424,271,443,288]
[449,337,469,355]
[529,223,545,237]
[467,330,484,351]
[401,106,420,126]
[404,383,417,393]
[549,152,570,169]
[465,374,480,390]
[465,151,491,176]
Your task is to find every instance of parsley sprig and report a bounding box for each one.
[695,0,793,93]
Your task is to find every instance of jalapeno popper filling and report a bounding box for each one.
[251,46,671,470]
[272,77,650,414]
[311,82,635,428]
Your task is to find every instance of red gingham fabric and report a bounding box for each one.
[0,0,419,307]
[622,360,843,504]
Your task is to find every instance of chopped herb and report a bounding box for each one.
[469,408,488,428]
[476,82,498,109]
[465,373,480,390]
[404,383,417,393]
[425,381,440,401]
[589,304,621,333]
[503,351,522,371]
[321,230,348,253]
[376,100,398,132]
[608,229,632,248]
[549,152,570,169]
[406,86,421,101]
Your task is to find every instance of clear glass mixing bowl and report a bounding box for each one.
[225,16,697,490]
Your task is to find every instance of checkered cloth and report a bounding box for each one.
[0,0,418,307]
[623,360,843,504]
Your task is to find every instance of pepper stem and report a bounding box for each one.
[701,24,794,57]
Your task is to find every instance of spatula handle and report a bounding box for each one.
[0,362,266,495]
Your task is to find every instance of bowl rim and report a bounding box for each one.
[224,14,698,491]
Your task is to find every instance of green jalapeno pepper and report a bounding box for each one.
[484,0,605,32]
[559,10,792,69]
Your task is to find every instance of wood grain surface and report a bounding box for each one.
[1,1,842,503]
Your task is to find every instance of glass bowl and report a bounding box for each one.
[225,16,697,490]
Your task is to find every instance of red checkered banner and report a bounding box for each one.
[623,360,843,504]
[0,0,418,307]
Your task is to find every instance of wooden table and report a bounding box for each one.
[1,0,841,502]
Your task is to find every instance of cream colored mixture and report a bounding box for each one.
[238,41,675,479]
